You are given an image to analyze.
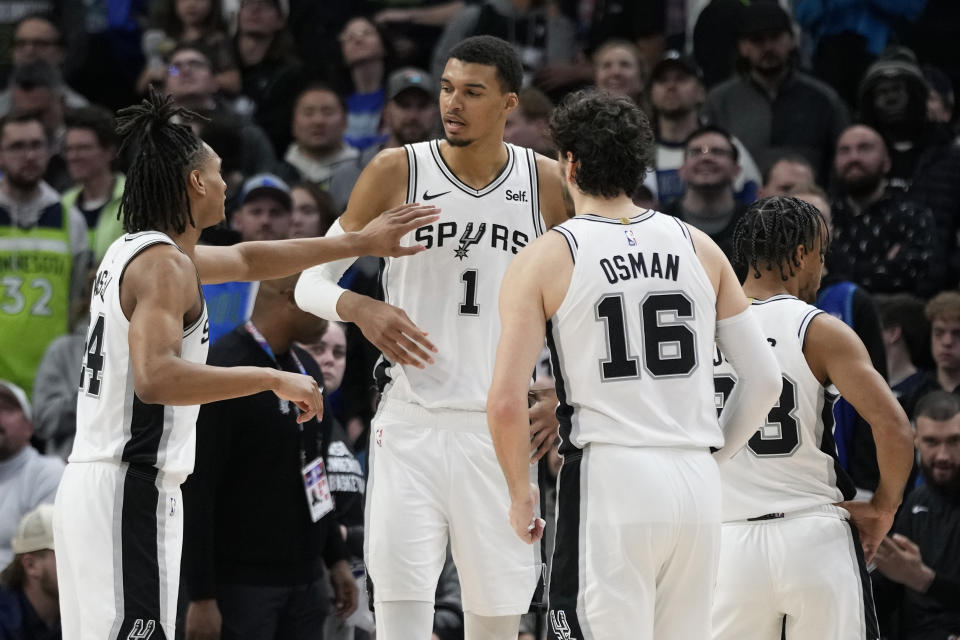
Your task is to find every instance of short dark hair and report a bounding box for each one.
[733,196,827,281]
[447,35,522,94]
[550,89,653,198]
[874,293,929,368]
[294,83,346,114]
[116,87,210,234]
[763,152,815,186]
[684,124,739,164]
[0,111,48,145]
[65,106,119,149]
[10,59,63,92]
[915,390,960,423]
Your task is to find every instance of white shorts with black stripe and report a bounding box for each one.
[712,505,879,640]
[364,399,542,616]
[54,461,183,640]
[548,444,722,640]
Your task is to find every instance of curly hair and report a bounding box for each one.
[115,87,209,234]
[447,35,522,94]
[733,196,827,281]
[549,89,653,198]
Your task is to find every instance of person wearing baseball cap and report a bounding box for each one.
[0,504,61,637]
[702,1,849,182]
[648,50,762,207]
[0,380,64,569]
[200,173,294,345]
[383,67,439,149]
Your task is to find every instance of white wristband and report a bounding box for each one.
[294,219,357,322]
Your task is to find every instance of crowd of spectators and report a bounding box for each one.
[1,0,959,638]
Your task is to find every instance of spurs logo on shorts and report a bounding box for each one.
[126,619,156,640]
[550,610,576,640]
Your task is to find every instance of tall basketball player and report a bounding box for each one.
[488,90,783,640]
[711,196,914,639]
[53,90,437,640]
[295,36,569,640]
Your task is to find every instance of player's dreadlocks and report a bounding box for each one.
[115,87,209,234]
[733,196,828,282]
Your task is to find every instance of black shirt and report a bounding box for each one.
[182,327,346,598]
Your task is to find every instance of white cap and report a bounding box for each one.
[11,503,55,554]
[0,379,31,421]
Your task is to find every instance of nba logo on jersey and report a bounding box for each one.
[169,497,176,517]
[126,619,155,640]
[550,610,577,640]
[376,427,383,447]
[624,229,637,246]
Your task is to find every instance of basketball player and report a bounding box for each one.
[52,90,438,640]
[488,90,783,640]
[295,36,568,640]
[712,196,914,639]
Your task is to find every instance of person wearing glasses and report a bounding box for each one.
[0,112,88,398]
[662,125,746,262]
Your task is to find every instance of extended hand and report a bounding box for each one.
[529,387,559,464]
[510,483,545,544]
[359,203,439,258]
[352,298,436,369]
[272,371,324,423]
[874,533,936,592]
[330,560,359,619]
[838,499,896,563]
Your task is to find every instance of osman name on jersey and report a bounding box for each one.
[599,251,681,284]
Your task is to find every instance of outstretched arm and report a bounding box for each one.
[296,148,438,368]
[194,203,438,285]
[124,244,322,419]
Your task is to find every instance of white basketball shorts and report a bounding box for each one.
[364,398,541,616]
[54,461,183,640]
[713,504,879,640]
[548,444,722,640]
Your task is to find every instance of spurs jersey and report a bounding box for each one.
[714,295,856,521]
[72,231,209,482]
[547,211,721,453]
[377,140,544,410]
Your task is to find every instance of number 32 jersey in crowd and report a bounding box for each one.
[72,231,209,482]
[714,295,856,521]
[377,140,544,411]
[547,211,722,454]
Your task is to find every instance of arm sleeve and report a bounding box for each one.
[294,219,359,322]
[713,307,783,462]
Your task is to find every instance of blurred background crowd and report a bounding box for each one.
[1,0,959,638]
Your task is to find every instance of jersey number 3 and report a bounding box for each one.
[714,375,801,457]
[595,291,698,380]
[79,314,106,397]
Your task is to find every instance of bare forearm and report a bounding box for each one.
[236,234,367,282]
[871,414,914,510]
[335,290,372,323]
[489,397,532,498]
[136,360,277,406]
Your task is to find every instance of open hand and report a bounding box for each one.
[352,297,436,369]
[874,533,936,592]
[359,203,439,258]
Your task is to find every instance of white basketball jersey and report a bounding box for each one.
[714,295,856,521]
[72,231,209,482]
[547,211,722,453]
[376,140,544,411]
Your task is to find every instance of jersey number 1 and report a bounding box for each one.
[459,269,479,316]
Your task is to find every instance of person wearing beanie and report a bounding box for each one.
[702,1,849,183]
[859,47,960,291]
[0,504,61,639]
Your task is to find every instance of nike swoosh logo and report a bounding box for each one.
[423,190,451,201]
[911,505,929,514]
